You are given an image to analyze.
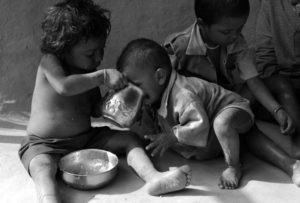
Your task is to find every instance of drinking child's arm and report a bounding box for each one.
[172,101,210,146]
[246,76,295,135]
[40,54,127,96]
[144,101,210,157]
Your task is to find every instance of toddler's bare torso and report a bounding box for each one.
[27,68,96,139]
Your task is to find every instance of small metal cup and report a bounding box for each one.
[101,83,144,128]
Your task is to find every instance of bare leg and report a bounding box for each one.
[29,154,61,203]
[263,76,300,159]
[244,125,300,187]
[127,147,191,195]
[99,130,191,196]
[213,108,253,190]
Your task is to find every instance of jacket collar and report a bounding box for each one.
[186,21,207,55]
[185,21,245,55]
[157,70,177,118]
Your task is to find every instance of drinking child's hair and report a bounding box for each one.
[117,38,172,73]
[40,0,111,57]
[194,0,250,25]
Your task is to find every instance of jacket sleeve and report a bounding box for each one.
[172,101,210,147]
[255,0,278,77]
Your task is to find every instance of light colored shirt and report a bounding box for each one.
[255,0,300,77]
[164,22,259,90]
[156,70,254,159]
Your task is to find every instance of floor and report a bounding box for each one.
[1,117,300,203]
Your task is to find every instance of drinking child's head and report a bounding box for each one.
[117,38,172,107]
[194,0,249,46]
[40,0,111,71]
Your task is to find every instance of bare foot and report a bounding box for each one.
[218,165,242,190]
[146,165,191,196]
[291,160,300,187]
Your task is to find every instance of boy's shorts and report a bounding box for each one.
[215,100,255,124]
[19,126,118,174]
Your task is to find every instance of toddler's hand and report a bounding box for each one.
[103,69,127,90]
[144,132,177,157]
[274,108,295,135]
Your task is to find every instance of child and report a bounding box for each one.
[119,38,300,189]
[255,0,300,157]
[117,38,257,190]
[164,0,295,137]
[163,0,300,186]
[18,1,191,202]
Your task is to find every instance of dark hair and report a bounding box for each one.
[194,0,249,25]
[40,0,111,57]
[117,38,172,73]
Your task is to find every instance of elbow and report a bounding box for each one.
[55,83,72,96]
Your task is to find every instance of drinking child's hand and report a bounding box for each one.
[144,132,177,157]
[103,69,127,90]
[274,108,295,135]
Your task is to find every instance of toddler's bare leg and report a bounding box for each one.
[127,147,191,195]
[100,131,191,196]
[213,108,252,190]
[29,154,61,203]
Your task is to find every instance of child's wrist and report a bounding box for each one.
[94,69,106,86]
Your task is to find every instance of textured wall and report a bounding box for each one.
[0,0,260,118]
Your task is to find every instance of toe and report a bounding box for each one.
[218,179,225,189]
[180,165,192,174]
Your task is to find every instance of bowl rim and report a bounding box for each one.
[58,148,119,177]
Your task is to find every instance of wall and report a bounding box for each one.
[0,0,260,121]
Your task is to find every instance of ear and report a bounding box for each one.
[154,67,168,86]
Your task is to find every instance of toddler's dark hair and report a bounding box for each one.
[117,38,172,73]
[194,0,249,25]
[40,0,111,57]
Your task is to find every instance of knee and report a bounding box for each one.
[29,154,58,178]
[213,117,231,136]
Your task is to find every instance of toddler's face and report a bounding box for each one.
[64,37,106,72]
[203,15,247,46]
[122,63,163,106]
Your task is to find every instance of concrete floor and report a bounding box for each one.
[1,118,300,203]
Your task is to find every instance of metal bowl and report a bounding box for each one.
[58,149,118,190]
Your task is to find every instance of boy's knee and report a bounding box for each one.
[29,154,58,177]
[213,117,231,135]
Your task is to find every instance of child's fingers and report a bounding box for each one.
[122,76,128,86]
[281,120,295,135]
[285,122,295,135]
[145,141,157,150]
[150,145,162,157]
[159,147,167,157]
[118,78,127,89]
